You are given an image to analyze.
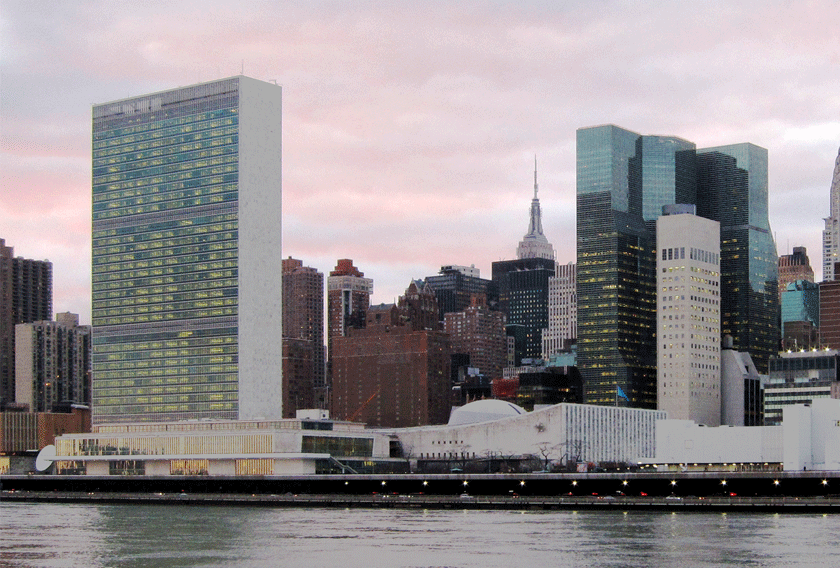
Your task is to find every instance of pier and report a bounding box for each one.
[2,469,839,511]
[3,490,839,512]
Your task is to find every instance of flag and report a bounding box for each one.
[616,385,629,401]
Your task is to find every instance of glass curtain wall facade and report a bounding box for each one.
[576,126,694,408]
[492,258,555,362]
[424,267,499,322]
[577,127,778,406]
[696,145,778,374]
[91,77,283,424]
[781,280,820,328]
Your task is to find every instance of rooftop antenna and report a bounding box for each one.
[534,155,538,199]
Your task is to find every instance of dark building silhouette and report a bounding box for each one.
[492,362,582,410]
[282,257,324,392]
[281,338,315,418]
[820,262,840,350]
[451,365,493,406]
[330,282,451,428]
[492,258,555,364]
[493,161,556,366]
[778,248,817,350]
[444,294,506,383]
[1,239,53,408]
[781,280,820,351]
[765,350,839,425]
[424,265,498,322]
[696,145,779,374]
[281,258,324,417]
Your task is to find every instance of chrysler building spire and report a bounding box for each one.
[822,146,840,280]
[517,157,555,260]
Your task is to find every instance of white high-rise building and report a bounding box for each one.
[542,262,576,359]
[822,147,840,281]
[657,205,721,426]
[91,77,283,424]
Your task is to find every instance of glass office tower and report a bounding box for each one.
[696,144,778,374]
[492,257,555,363]
[91,77,283,424]
[577,127,778,406]
[576,125,665,408]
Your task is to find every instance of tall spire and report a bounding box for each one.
[517,157,555,260]
[822,146,840,280]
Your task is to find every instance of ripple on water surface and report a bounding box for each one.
[1,503,838,567]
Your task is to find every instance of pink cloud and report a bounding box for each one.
[1,0,838,311]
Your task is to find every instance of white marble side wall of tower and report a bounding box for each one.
[236,77,284,420]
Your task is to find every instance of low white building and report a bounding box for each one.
[646,398,840,471]
[387,400,665,467]
[783,399,840,471]
[653,420,783,468]
[52,414,401,476]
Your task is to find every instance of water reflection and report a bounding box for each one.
[1,503,838,567]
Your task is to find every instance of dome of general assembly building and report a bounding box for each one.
[447,399,527,426]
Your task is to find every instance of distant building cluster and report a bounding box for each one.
[1,239,92,474]
[3,76,840,477]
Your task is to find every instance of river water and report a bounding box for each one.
[1,502,838,567]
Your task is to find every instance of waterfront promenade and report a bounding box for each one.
[2,469,839,511]
[3,490,840,512]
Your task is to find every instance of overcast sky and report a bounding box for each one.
[2,0,839,324]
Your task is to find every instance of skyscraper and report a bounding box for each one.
[91,76,283,424]
[656,206,721,426]
[327,260,372,340]
[781,280,820,350]
[493,162,556,364]
[281,258,323,417]
[576,126,693,407]
[15,312,91,413]
[542,262,576,359]
[327,259,373,384]
[0,239,53,408]
[696,144,778,374]
[822,147,840,281]
[820,271,840,349]
[444,294,507,382]
[576,125,778,406]
[517,158,556,261]
[282,258,324,384]
[423,264,498,322]
[778,246,815,302]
